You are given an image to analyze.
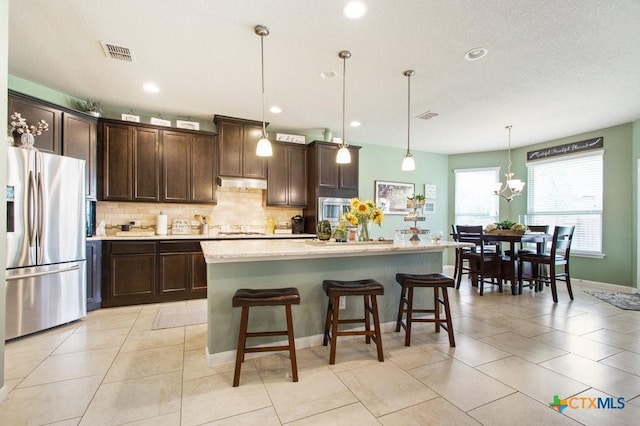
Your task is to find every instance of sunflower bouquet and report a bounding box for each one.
[343,197,384,241]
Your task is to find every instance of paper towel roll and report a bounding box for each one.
[156,214,168,235]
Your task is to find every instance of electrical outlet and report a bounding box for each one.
[339,296,346,310]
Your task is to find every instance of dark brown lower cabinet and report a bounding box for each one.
[158,241,207,297]
[86,241,102,311]
[101,240,206,308]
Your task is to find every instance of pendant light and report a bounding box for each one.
[401,70,416,171]
[336,50,352,164]
[255,24,272,157]
[494,125,525,202]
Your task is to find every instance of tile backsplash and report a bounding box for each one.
[96,187,303,235]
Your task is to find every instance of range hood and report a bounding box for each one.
[216,176,268,190]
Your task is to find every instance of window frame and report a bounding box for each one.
[526,150,604,257]
[454,167,500,227]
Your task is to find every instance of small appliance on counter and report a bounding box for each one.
[291,215,305,234]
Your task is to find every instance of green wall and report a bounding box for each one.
[357,144,449,241]
[449,123,635,287]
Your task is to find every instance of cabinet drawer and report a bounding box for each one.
[158,241,202,253]
[109,241,156,254]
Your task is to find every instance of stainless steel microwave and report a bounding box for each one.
[318,197,351,227]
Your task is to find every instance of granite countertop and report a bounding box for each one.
[87,233,316,242]
[200,238,471,263]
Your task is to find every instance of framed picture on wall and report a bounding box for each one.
[374,180,415,215]
[423,200,436,214]
[424,184,436,199]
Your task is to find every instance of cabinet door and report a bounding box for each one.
[133,127,160,201]
[102,242,157,307]
[159,253,190,295]
[288,144,308,206]
[102,123,132,200]
[191,252,207,292]
[162,131,191,203]
[85,241,102,311]
[63,113,97,199]
[218,120,243,176]
[242,123,267,179]
[9,95,62,154]
[339,147,359,191]
[317,144,339,189]
[266,142,288,205]
[191,134,216,203]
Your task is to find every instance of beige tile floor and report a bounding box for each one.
[3,267,640,425]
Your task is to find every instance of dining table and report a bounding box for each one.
[481,232,550,295]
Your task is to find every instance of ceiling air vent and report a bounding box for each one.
[100,41,135,62]
[417,111,440,120]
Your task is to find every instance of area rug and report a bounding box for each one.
[152,303,207,330]
[582,290,640,311]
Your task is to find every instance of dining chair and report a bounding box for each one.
[517,225,575,303]
[455,225,502,295]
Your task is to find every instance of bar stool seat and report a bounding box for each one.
[322,279,384,365]
[395,273,455,347]
[232,287,300,387]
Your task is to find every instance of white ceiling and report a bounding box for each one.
[8,0,640,154]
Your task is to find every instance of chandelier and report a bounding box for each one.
[494,125,525,202]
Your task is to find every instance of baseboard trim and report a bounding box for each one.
[573,278,637,293]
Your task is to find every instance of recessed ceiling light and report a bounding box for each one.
[143,82,160,93]
[344,1,367,19]
[350,121,361,127]
[320,70,337,79]
[464,47,488,61]
[269,106,282,114]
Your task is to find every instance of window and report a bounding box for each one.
[454,167,499,226]
[526,151,603,256]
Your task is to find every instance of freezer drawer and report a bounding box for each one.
[5,261,87,340]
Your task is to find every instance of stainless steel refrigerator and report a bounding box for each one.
[5,146,86,340]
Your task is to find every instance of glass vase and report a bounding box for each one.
[358,221,370,242]
[20,133,35,149]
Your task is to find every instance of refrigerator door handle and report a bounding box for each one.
[28,170,37,247]
[37,170,45,263]
[5,264,80,281]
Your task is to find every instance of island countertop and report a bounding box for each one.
[200,239,469,263]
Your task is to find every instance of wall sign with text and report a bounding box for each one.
[527,137,603,161]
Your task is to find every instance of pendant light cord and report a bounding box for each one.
[407,73,411,155]
[261,34,267,138]
[342,53,346,147]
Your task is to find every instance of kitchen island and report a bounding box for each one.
[201,239,468,364]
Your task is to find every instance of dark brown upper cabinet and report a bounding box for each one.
[307,141,360,198]
[100,121,160,201]
[267,141,308,207]
[63,112,98,200]
[214,115,267,179]
[99,118,216,203]
[9,93,62,154]
[9,92,98,200]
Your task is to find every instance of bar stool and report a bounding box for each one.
[395,273,455,347]
[322,279,384,365]
[232,287,300,387]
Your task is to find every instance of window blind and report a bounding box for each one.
[526,151,603,255]
[454,167,500,226]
